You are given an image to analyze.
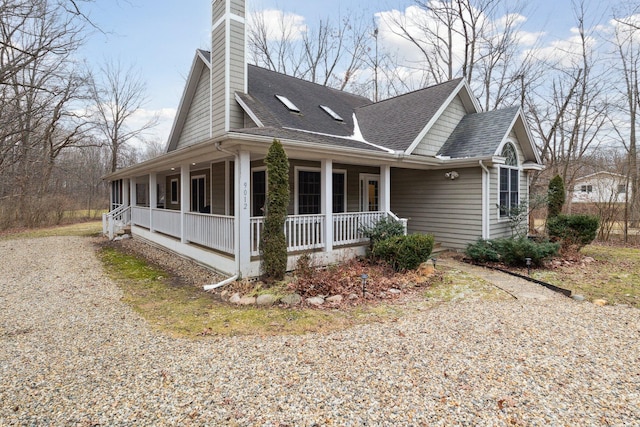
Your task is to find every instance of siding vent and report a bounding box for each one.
[320,105,343,121]
[275,94,300,113]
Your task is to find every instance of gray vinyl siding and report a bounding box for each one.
[175,69,210,150]
[212,0,225,22]
[489,138,529,239]
[230,0,245,16]
[390,167,483,249]
[211,24,226,134]
[211,162,226,215]
[412,96,466,156]
[228,19,246,129]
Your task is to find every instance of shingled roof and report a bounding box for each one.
[237,65,371,138]
[355,78,464,152]
[437,107,520,158]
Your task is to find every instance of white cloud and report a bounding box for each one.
[248,9,307,42]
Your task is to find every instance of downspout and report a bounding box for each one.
[203,142,241,290]
[479,160,490,239]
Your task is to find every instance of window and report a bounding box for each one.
[170,178,179,204]
[333,172,346,213]
[499,143,519,218]
[360,174,380,212]
[320,105,343,121]
[275,94,300,113]
[618,184,626,194]
[580,185,593,193]
[252,169,266,217]
[298,170,321,214]
[136,183,148,207]
[191,175,206,212]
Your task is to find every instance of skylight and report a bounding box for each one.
[275,94,300,113]
[320,105,344,121]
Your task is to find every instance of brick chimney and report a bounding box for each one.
[211,0,246,134]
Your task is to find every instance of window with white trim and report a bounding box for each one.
[252,168,266,217]
[295,168,347,214]
[170,178,179,204]
[499,143,519,218]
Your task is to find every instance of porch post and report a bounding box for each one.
[149,173,157,232]
[236,151,251,277]
[180,163,190,243]
[380,164,391,212]
[130,177,137,207]
[322,159,333,252]
[122,179,130,207]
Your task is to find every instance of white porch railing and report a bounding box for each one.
[131,206,150,228]
[151,208,181,239]
[102,204,131,240]
[333,211,386,246]
[185,212,235,254]
[250,214,325,256]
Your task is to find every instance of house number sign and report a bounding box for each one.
[243,181,248,210]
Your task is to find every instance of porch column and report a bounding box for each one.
[180,163,190,243]
[130,177,137,207]
[380,164,391,212]
[122,179,130,207]
[149,173,157,232]
[321,159,333,252]
[236,151,251,277]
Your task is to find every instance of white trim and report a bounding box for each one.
[404,79,470,155]
[190,174,207,212]
[294,166,347,215]
[496,143,521,222]
[359,173,380,212]
[235,93,264,127]
[250,166,267,217]
[170,178,179,204]
[224,6,231,132]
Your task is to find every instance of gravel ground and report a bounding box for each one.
[1,236,639,426]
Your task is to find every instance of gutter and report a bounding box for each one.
[479,160,490,239]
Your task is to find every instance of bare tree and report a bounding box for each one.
[90,60,158,172]
[248,9,373,91]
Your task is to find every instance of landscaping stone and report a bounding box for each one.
[417,263,435,277]
[229,292,241,304]
[389,288,402,294]
[306,296,325,306]
[593,299,608,306]
[280,293,302,305]
[572,294,586,302]
[326,295,343,304]
[238,296,256,305]
[348,293,359,300]
[256,294,278,306]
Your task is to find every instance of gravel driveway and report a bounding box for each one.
[1,236,639,426]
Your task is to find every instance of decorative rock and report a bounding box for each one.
[348,293,359,300]
[219,290,229,300]
[417,263,435,277]
[238,296,256,305]
[593,299,607,307]
[571,294,586,302]
[389,288,402,294]
[306,296,325,306]
[256,294,278,306]
[280,293,302,305]
[583,257,595,263]
[326,295,343,304]
[229,293,241,304]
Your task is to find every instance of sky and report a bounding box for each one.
[77,0,605,147]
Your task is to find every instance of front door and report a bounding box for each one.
[360,174,380,212]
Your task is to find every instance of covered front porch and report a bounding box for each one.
[104,145,407,278]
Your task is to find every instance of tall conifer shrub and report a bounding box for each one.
[261,139,290,281]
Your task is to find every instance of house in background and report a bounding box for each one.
[571,172,630,204]
[103,0,543,281]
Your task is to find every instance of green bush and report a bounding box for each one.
[547,175,565,220]
[547,214,599,252]
[361,215,405,249]
[465,237,559,267]
[464,239,500,263]
[371,233,434,272]
[261,139,290,281]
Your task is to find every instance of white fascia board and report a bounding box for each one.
[235,93,264,127]
[404,79,471,156]
[165,53,209,152]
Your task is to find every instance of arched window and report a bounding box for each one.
[499,143,519,218]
